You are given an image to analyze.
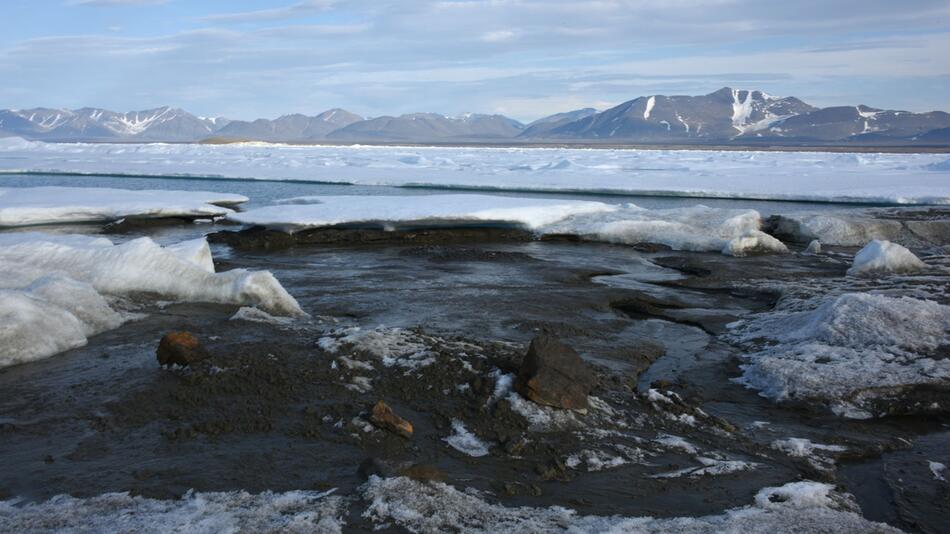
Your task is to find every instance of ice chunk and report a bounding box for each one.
[767,213,903,246]
[721,229,788,257]
[733,293,950,417]
[0,186,247,227]
[443,419,490,457]
[0,233,303,367]
[847,240,926,276]
[361,476,900,533]
[804,240,821,254]
[930,461,947,481]
[229,194,614,232]
[0,276,127,367]
[0,489,346,533]
[166,237,215,273]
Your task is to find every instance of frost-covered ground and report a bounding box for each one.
[1,138,949,204]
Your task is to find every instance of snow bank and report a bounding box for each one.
[0,233,303,367]
[0,186,247,227]
[847,240,927,276]
[2,141,948,204]
[362,476,899,533]
[229,194,614,231]
[733,293,950,417]
[0,489,346,533]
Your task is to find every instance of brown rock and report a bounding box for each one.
[156,332,209,366]
[370,400,413,438]
[515,335,595,410]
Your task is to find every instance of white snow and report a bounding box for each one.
[443,419,491,457]
[651,456,759,478]
[0,234,304,367]
[362,476,900,533]
[847,240,927,276]
[733,293,950,417]
[0,489,346,533]
[771,438,847,458]
[643,96,656,119]
[0,186,247,227]
[653,434,698,454]
[230,194,613,232]
[317,326,436,369]
[2,139,948,205]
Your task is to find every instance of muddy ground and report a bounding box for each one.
[0,226,948,532]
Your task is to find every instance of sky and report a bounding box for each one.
[1,0,949,122]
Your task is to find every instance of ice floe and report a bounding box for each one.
[0,233,303,367]
[229,194,613,231]
[0,489,346,533]
[2,139,948,204]
[230,195,792,256]
[0,186,247,227]
[362,476,899,533]
[732,292,950,418]
[847,240,927,276]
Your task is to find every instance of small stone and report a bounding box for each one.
[399,463,445,482]
[156,332,209,366]
[370,400,413,439]
[515,335,595,410]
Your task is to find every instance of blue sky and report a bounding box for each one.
[1,0,949,121]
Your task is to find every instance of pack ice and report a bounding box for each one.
[0,233,304,367]
[0,186,247,227]
[2,138,949,204]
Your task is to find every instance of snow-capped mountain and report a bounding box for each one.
[1,89,949,144]
[532,88,817,140]
[0,106,227,142]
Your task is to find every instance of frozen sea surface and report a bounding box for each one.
[1,139,949,204]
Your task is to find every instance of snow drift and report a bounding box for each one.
[847,240,927,276]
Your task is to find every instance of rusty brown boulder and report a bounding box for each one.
[156,332,210,366]
[370,400,413,438]
[515,335,595,410]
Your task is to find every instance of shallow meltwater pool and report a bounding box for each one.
[0,173,948,532]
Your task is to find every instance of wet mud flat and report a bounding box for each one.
[0,224,948,532]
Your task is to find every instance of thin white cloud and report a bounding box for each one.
[200,1,338,23]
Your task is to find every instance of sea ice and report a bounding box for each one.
[0,233,303,367]
[2,138,948,205]
[0,186,247,227]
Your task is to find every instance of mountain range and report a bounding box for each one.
[2,88,949,145]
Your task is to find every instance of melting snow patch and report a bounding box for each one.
[0,489,346,534]
[771,438,847,458]
[316,326,436,370]
[651,456,759,478]
[361,476,898,533]
[230,306,296,326]
[733,292,950,417]
[444,419,490,457]
[847,240,927,276]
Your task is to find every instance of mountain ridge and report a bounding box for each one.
[2,88,949,145]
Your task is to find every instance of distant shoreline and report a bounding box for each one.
[16,136,950,154]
